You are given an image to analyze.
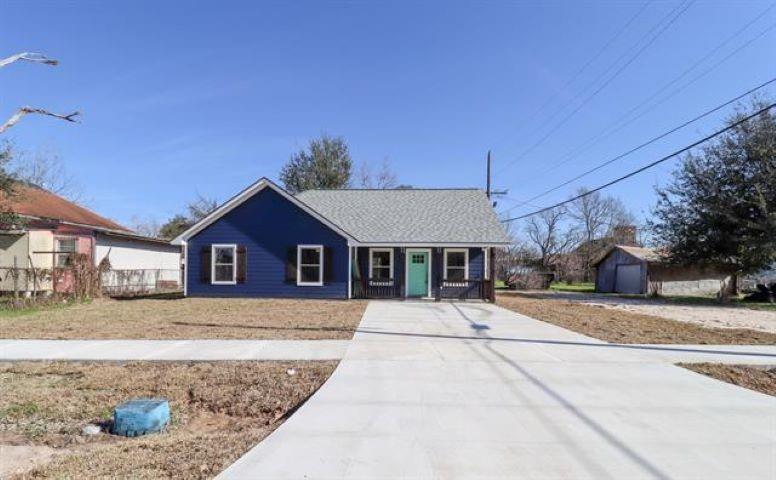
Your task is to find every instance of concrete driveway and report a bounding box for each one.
[219,301,776,480]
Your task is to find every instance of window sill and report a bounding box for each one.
[297,282,324,287]
[211,281,237,285]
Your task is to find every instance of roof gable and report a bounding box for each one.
[171,178,355,245]
[593,245,663,266]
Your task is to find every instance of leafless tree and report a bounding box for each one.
[0,52,79,134]
[568,188,633,280]
[187,194,219,221]
[129,215,162,238]
[524,207,575,270]
[0,52,58,68]
[357,158,398,189]
[8,146,83,202]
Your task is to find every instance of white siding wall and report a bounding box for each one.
[94,234,180,270]
[95,234,181,291]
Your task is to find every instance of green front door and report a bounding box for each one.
[407,251,429,297]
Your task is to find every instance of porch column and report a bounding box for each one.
[347,246,352,299]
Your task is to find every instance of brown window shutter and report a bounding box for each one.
[285,247,297,283]
[200,246,211,283]
[236,245,247,283]
[323,246,334,283]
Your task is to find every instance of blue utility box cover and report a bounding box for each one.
[112,398,170,437]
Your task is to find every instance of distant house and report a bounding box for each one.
[593,245,731,296]
[0,184,181,294]
[172,177,510,300]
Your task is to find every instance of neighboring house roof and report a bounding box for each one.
[296,188,510,245]
[172,177,510,246]
[1,183,130,233]
[593,244,663,266]
[0,184,174,246]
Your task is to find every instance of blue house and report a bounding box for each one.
[172,178,509,300]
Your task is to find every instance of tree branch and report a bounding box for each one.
[0,52,58,68]
[0,107,80,134]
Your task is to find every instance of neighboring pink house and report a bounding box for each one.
[0,184,180,295]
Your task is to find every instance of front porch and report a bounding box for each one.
[349,246,495,301]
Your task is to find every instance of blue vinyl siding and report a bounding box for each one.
[186,188,348,298]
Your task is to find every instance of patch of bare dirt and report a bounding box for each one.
[0,297,366,340]
[680,364,776,397]
[0,360,337,479]
[497,292,776,344]
[0,444,64,478]
[532,291,776,334]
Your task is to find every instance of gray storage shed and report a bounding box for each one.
[593,245,730,296]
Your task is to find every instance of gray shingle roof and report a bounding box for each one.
[296,188,510,244]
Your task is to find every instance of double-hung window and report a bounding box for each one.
[211,244,237,284]
[369,248,393,284]
[297,245,323,286]
[444,249,468,282]
[55,237,77,267]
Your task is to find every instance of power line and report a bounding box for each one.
[506,6,776,193]
[504,76,776,211]
[490,1,652,149]
[500,102,776,223]
[510,4,776,190]
[495,0,695,176]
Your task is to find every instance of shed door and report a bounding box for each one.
[615,264,642,294]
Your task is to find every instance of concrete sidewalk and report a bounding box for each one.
[219,301,776,480]
[2,337,774,364]
[0,339,349,361]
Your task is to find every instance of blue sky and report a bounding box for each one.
[1,0,774,230]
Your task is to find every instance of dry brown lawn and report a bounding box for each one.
[497,292,776,344]
[0,360,337,479]
[0,297,366,340]
[680,363,776,397]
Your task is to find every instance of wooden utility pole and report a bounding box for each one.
[486,150,492,199]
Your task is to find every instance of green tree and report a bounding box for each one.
[158,214,191,240]
[157,194,218,240]
[651,101,776,294]
[0,142,21,225]
[280,134,352,193]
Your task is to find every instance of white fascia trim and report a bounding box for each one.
[297,244,324,287]
[444,248,469,280]
[171,178,356,245]
[368,247,394,282]
[211,244,237,285]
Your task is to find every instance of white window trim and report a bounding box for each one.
[368,248,394,285]
[211,244,237,285]
[444,248,469,282]
[297,244,324,287]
